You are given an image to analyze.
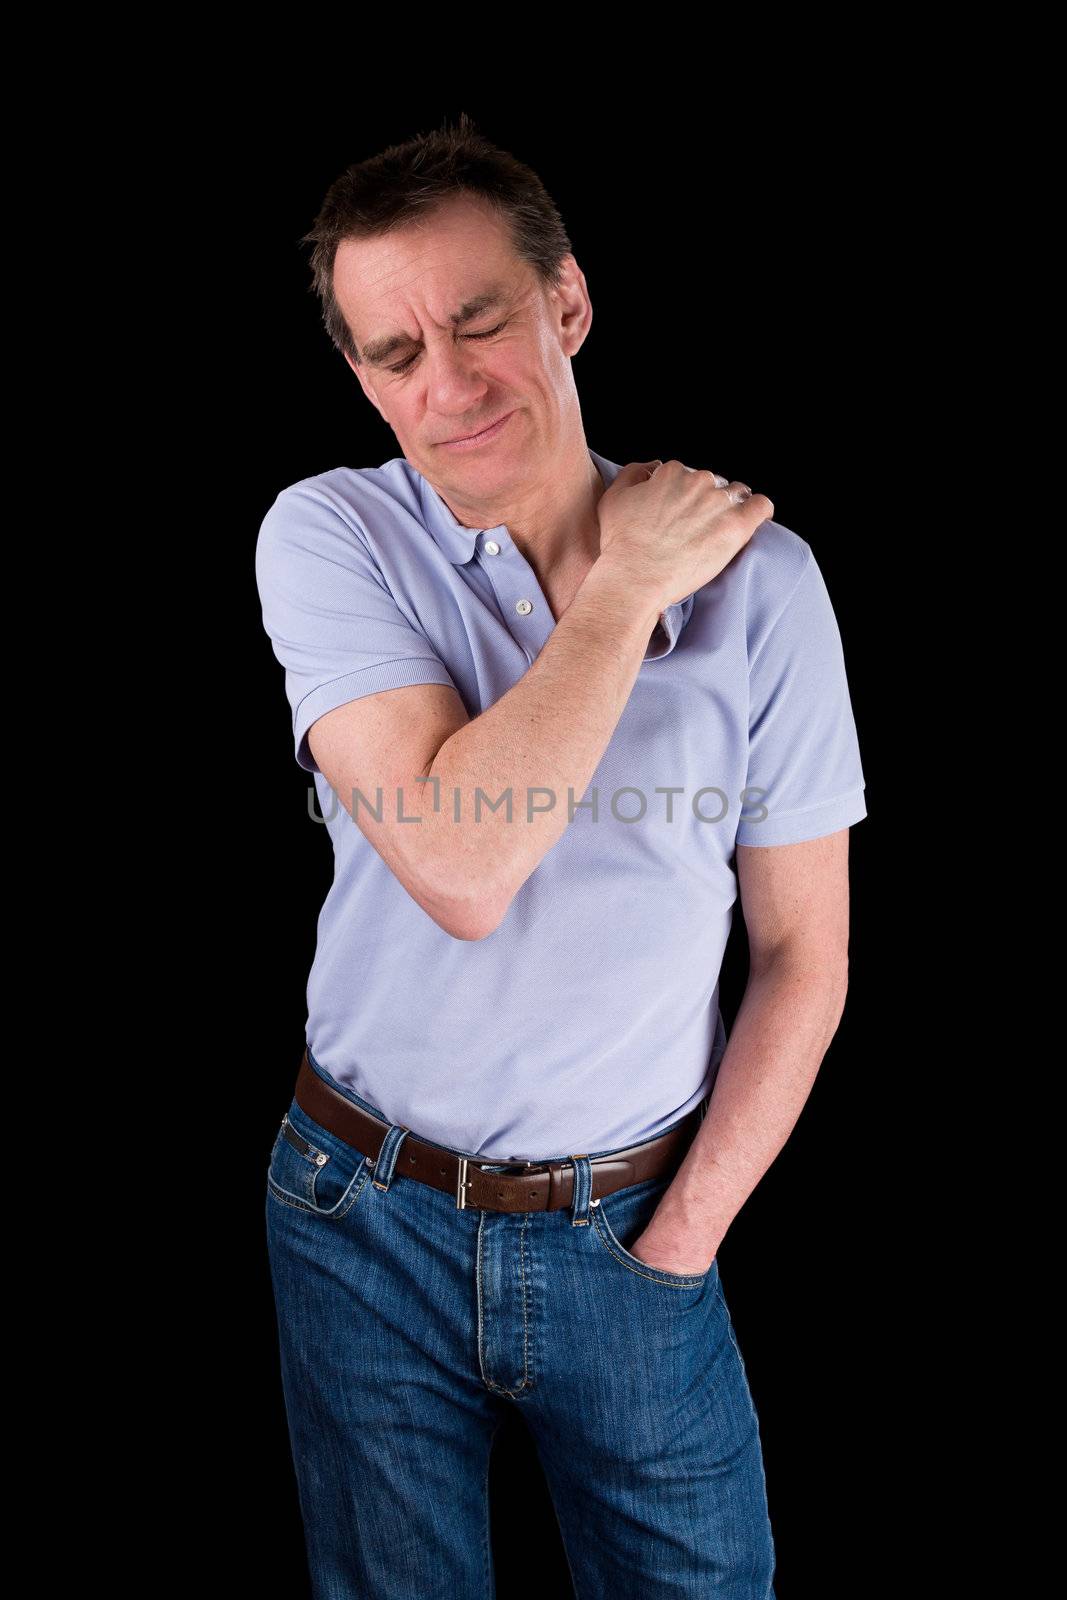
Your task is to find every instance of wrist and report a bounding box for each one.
[585,553,663,636]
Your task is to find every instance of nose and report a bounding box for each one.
[423,342,493,415]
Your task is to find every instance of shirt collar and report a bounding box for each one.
[413,447,697,659]
[415,466,488,564]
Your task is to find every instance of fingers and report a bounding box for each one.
[711,471,753,502]
[739,491,774,520]
[629,460,768,515]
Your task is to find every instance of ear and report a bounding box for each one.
[344,351,387,421]
[551,255,593,362]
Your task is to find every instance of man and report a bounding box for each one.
[256,117,866,1599]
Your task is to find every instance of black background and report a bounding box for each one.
[175,103,924,1598]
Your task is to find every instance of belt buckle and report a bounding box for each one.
[456,1155,542,1210]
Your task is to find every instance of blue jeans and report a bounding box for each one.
[265,1046,777,1598]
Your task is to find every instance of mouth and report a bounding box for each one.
[437,410,515,449]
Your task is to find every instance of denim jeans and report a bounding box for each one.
[265,1046,776,1598]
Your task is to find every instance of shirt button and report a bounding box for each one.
[484,539,500,555]
[515,599,533,615]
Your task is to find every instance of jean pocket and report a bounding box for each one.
[590,1174,711,1288]
[266,1099,372,1220]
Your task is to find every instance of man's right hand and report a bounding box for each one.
[595,459,774,613]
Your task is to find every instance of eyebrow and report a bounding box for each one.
[359,287,510,367]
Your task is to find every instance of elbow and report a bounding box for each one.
[750,947,850,1032]
[397,846,512,941]
[442,916,502,943]
[431,878,512,942]
[437,905,508,942]
[819,962,850,1042]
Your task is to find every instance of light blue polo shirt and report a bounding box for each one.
[255,448,867,1160]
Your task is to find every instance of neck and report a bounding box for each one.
[434,435,607,576]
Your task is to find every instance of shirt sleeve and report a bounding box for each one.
[255,482,460,774]
[734,547,867,847]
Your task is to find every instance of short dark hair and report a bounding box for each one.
[298,113,574,366]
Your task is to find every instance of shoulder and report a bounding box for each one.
[255,457,420,570]
[700,514,814,646]
[732,516,813,607]
[258,458,414,536]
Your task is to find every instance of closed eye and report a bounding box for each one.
[389,322,507,376]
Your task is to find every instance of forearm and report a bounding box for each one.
[423,556,660,922]
[654,959,849,1257]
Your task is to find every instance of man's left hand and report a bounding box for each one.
[628,1217,718,1277]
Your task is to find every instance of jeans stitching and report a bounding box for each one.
[266,1159,372,1220]
[590,1187,709,1287]
[515,1212,533,1392]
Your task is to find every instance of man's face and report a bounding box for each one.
[334,194,591,495]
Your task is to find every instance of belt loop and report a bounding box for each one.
[371,1124,411,1193]
[569,1155,593,1226]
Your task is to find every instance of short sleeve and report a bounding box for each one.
[734,549,867,847]
[255,483,459,774]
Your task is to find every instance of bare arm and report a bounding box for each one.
[421,558,662,933]
[633,830,852,1274]
[310,560,658,939]
[308,462,771,941]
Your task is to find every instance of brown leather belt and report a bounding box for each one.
[294,1049,707,1214]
